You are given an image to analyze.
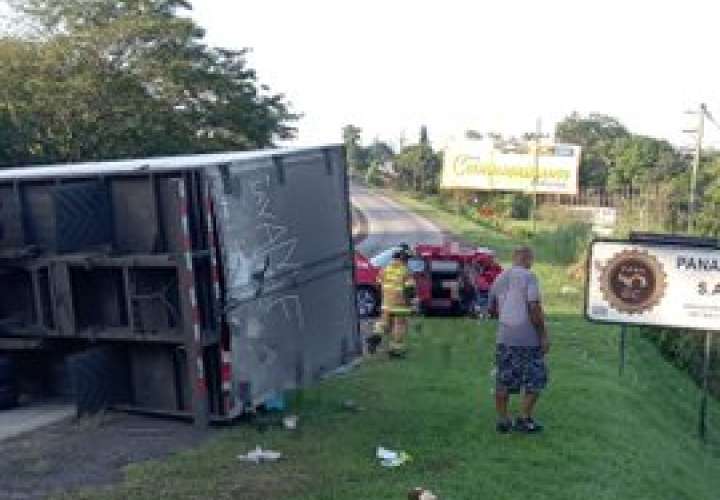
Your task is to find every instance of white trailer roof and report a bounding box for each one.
[0,145,340,181]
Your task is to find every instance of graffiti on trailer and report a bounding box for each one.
[251,174,301,275]
[248,174,305,329]
[215,171,306,330]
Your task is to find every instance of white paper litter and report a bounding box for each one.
[376,446,411,467]
[237,446,283,464]
[282,415,299,430]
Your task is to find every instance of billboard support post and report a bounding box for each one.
[699,330,713,441]
[619,325,627,377]
[532,118,541,233]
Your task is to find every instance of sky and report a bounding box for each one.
[3,1,719,149]
[190,0,720,150]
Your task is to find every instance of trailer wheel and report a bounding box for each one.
[356,286,379,318]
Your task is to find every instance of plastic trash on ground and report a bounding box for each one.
[237,446,283,464]
[282,415,299,430]
[263,392,286,411]
[342,399,364,412]
[376,446,411,467]
[408,487,439,500]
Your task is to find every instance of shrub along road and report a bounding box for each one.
[61,192,720,500]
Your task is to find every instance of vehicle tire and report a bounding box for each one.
[356,286,380,318]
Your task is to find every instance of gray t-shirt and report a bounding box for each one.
[489,266,541,347]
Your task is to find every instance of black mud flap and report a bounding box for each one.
[67,346,130,417]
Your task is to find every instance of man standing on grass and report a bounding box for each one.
[488,245,550,433]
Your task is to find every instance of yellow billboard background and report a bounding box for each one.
[441,140,581,195]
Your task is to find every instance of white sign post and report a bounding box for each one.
[586,236,719,440]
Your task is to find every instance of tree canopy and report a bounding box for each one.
[0,0,297,167]
[555,112,684,191]
[342,124,365,171]
[555,113,630,188]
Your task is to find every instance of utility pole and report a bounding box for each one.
[685,103,706,233]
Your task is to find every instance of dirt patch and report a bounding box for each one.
[0,412,211,500]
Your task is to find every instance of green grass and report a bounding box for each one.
[60,193,720,500]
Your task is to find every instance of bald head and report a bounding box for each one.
[512,246,535,269]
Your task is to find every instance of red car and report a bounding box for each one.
[354,243,502,318]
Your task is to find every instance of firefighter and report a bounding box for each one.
[373,247,415,357]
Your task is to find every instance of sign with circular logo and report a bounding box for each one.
[598,249,667,315]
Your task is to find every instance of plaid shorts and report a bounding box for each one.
[495,344,548,394]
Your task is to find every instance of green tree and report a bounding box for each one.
[365,139,394,166]
[419,125,429,146]
[555,112,630,189]
[0,0,297,166]
[342,124,366,172]
[608,135,683,190]
[394,144,424,190]
[393,126,441,194]
[694,154,720,235]
[465,130,483,140]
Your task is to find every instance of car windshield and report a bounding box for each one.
[408,259,425,273]
[370,247,425,273]
[370,247,399,268]
[430,260,459,273]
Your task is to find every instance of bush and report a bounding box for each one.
[538,204,589,225]
[533,221,592,265]
[511,194,533,220]
[643,328,720,398]
[365,163,384,187]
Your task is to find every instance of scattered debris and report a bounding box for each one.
[282,415,299,430]
[341,399,364,412]
[263,393,286,412]
[321,358,363,379]
[560,285,579,295]
[376,446,411,467]
[408,487,439,500]
[237,446,283,464]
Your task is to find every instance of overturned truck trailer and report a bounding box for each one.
[0,146,359,424]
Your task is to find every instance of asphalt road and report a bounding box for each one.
[0,402,74,442]
[351,185,444,257]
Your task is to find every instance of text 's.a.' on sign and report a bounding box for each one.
[586,240,720,332]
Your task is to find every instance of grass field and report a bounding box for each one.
[62,194,720,500]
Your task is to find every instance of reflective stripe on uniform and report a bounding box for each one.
[381,306,413,315]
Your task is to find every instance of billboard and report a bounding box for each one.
[441,140,581,194]
[586,240,720,331]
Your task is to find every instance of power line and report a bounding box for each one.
[702,106,720,133]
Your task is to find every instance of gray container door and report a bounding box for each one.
[208,147,359,409]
